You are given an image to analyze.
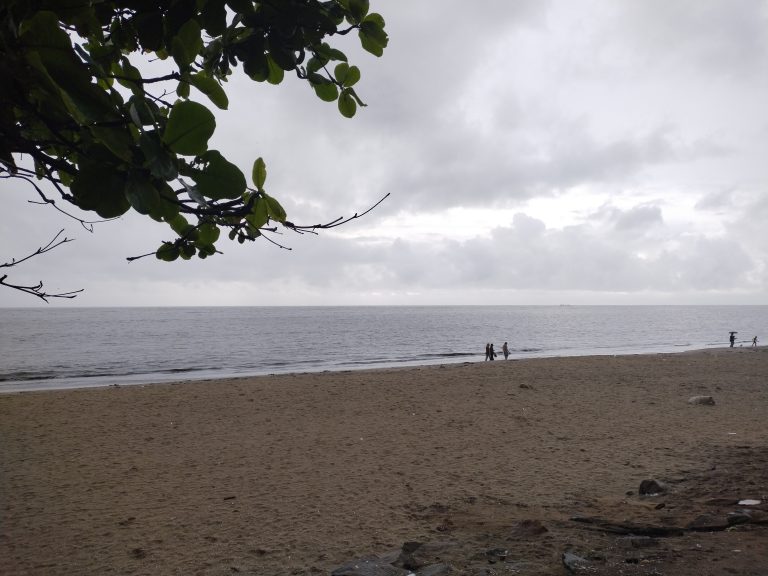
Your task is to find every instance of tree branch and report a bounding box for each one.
[107,72,180,84]
[0,229,84,302]
[0,171,111,231]
[286,192,390,233]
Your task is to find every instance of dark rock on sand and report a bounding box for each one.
[686,513,730,531]
[688,395,715,405]
[397,541,458,570]
[484,548,508,563]
[639,478,668,496]
[508,519,548,538]
[415,563,453,576]
[562,552,591,573]
[331,556,409,576]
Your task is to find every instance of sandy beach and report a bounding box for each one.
[2,348,767,575]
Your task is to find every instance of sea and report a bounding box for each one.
[0,306,765,393]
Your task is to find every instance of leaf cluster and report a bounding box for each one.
[0,0,388,262]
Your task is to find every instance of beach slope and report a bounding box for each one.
[2,348,767,574]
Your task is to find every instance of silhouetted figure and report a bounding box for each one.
[502,342,509,360]
[729,331,737,347]
[485,343,491,361]
[489,343,496,360]
[753,336,758,348]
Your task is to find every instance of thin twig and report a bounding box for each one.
[0,229,83,302]
[0,229,73,269]
[288,192,390,232]
[0,275,83,302]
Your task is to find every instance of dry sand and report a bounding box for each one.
[1,348,767,575]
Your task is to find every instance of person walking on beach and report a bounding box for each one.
[485,343,491,361]
[729,331,737,347]
[752,336,758,348]
[502,341,509,360]
[489,343,496,360]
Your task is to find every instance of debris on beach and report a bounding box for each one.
[561,551,592,573]
[687,395,716,405]
[638,478,668,496]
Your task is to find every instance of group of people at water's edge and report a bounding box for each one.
[484,342,509,361]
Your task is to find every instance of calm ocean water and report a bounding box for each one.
[0,306,765,393]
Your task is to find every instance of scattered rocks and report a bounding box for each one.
[331,556,409,576]
[727,511,754,526]
[484,548,508,564]
[639,478,668,496]
[415,563,452,576]
[561,551,591,573]
[686,513,730,531]
[688,395,715,405]
[397,541,458,571]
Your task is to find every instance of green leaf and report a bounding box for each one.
[266,55,285,85]
[172,19,203,68]
[177,79,190,99]
[131,11,164,51]
[346,87,367,107]
[264,194,287,223]
[179,243,196,260]
[156,183,181,220]
[128,96,155,127]
[252,157,267,190]
[192,150,247,200]
[71,163,130,218]
[197,222,220,245]
[139,131,178,180]
[338,89,357,118]
[334,62,349,84]
[188,72,229,110]
[201,0,227,36]
[343,65,361,87]
[348,0,370,22]
[314,81,339,102]
[246,197,269,229]
[359,15,388,57]
[307,56,324,73]
[125,173,162,215]
[90,125,133,161]
[327,48,348,62]
[166,213,193,236]
[363,12,386,28]
[156,242,180,262]
[114,58,143,94]
[162,100,216,156]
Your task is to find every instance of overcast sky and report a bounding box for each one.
[3,0,768,306]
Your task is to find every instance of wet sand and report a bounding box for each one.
[1,347,767,575]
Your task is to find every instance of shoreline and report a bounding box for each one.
[2,347,767,574]
[0,343,749,395]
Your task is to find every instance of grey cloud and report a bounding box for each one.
[3,1,767,306]
[616,0,768,76]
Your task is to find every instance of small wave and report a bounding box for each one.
[0,370,59,382]
[165,367,207,374]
